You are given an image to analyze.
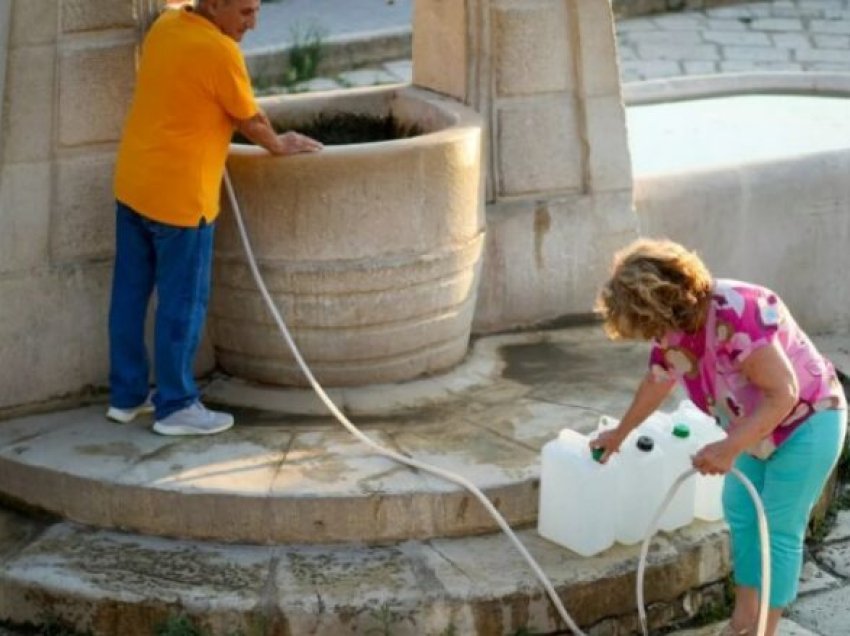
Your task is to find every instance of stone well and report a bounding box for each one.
[210,85,485,387]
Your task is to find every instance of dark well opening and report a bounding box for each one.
[232,112,424,146]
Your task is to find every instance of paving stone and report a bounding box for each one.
[703,31,772,46]
[823,510,850,544]
[382,58,413,81]
[724,45,792,61]
[772,33,814,48]
[719,60,799,72]
[797,558,841,596]
[815,540,850,578]
[683,61,719,75]
[337,68,400,87]
[638,43,720,61]
[704,18,749,31]
[795,46,850,62]
[653,16,707,30]
[626,30,706,45]
[810,19,850,34]
[751,18,806,31]
[788,586,850,635]
[292,77,344,92]
[813,34,850,47]
[620,59,682,80]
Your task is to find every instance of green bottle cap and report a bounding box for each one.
[673,423,690,439]
[591,447,605,463]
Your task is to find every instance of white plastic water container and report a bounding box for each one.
[636,410,673,440]
[657,422,699,532]
[615,433,666,545]
[671,400,727,522]
[538,429,620,557]
[598,410,694,533]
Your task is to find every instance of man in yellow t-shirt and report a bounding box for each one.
[108,0,322,436]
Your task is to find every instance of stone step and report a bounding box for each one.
[0,328,651,545]
[0,505,729,636]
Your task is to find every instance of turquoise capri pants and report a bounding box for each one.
[722,408,848,608]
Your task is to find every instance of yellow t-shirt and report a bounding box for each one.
[114,7,257,227]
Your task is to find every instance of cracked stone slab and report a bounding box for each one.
[797,558,840,596]
[788,585,850,635]
[814,541,850,578]
[823,509,850,544]
[0,521,273,636]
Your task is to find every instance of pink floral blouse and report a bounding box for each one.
[649,279,846,458]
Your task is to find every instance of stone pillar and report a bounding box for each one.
[413,0,638,332]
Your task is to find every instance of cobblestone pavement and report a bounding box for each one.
[246,0,850,94]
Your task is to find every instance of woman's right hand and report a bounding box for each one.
[589,428,627,464]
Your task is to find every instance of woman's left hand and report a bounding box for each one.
[692,439,740,475]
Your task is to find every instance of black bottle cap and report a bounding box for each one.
[636,435,654,452]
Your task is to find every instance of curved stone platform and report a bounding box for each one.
[0,504,729,636]
[0,327,651,545]
[1,326,844,635]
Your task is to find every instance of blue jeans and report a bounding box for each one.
[722,408,847,607]
[108,201,215,420]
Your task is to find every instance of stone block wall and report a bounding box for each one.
[414,0,638,332]
[0,0,138,411]
[0,0,218,412]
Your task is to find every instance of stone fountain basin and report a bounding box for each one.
[210,84,485,387]
[625,73,850,335]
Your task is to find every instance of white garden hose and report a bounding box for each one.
[637,467,770,636]
[223,169,770,636]
[222,171,583,634]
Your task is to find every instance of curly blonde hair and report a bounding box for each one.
[595,238,712,340]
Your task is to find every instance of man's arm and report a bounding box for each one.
[235,111,323,156]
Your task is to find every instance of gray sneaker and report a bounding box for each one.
[152,402,234,436]
[106,392,155,424]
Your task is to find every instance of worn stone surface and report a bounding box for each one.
[2,44,55,164]
[491,1,574,97]
[473,192,637,331]
[797,558,841,597]
[0,326,661,544]
[788,586,850,636]
[60,0,135,33]
[9,0,57,47]
[0,162,52,274]
[0,265,111,411]
[410,0,467,101]
[57,39,136,147]
[495,96,583,195]
[815,541,850,579]
[51,152,116,263]
[823,510,850,545]
[0,512,730,636]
